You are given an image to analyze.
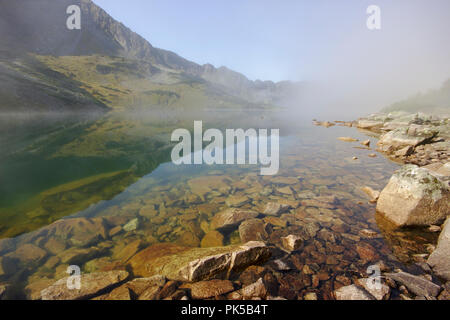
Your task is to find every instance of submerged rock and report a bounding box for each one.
[40,270,129,300]
[210,208,259,231]
[376,165,450,227]
[188,279,234,299]
[262,202,290,216]
[238,219,270,242]
[281,234,303,252]
[427,217,450,281]
[128,241,271,282]
[200,231,224,248]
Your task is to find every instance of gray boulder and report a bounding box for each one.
[376,165,450,227]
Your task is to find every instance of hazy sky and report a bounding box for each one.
[93,0,450,116]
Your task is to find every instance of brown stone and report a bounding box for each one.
[201,231,225,248]
[189,280,234,299]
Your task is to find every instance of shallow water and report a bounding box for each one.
[0,112,439,299]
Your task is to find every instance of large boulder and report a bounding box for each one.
[128,241,271,282]
[377,125,437,153]
[40,270,129,300]
[376,165,450,227]
[427,217,450,281]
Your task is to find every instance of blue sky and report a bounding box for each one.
[93,0,450,114]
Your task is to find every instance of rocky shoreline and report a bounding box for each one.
[315,111,450,300]
[0,112,448,301]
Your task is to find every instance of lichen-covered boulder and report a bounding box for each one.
[376,165,450,227]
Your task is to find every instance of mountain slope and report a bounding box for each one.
[382,79,450,115]
[0,0,299,108]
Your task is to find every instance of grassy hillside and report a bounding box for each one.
[382,79,450,114]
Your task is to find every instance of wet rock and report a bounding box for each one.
[361,140,371,147]
[128,241,271,282]
[368,153,377,158]
[304,292,318,300]
[376,165,450,227]
[356,242,380,262]
[271,176,299,185]
[361,186,380,203]
[263,216,287,228]
[356,278,390,300]
[123,218,139,232]
[200,231,224,248]
[187,175,231,197]
[158,280,180,299]
[210,208,259,231]
[43,237,67,255]
[37,217,109,247]
[239,219,269,243]
[6,243,47,266]
[281,234,303,252]
[240,278,268,299]
[58,246,106,265]
[263,202,290,216]
[334,285,375,300]
[226,195,250,208]
[338,137,359,142]
[276,186,294,195]
[114,240,143,262]
[427,217,450,281]
[385,272,441,297]
[41,270,129,300]
[177,231,201,247]
[189,280,234,299]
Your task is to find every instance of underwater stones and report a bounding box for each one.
[115,239,144,262]
[262,202,290,216]
[188,279,234,299]
[334,284,375,300]
[361,186,380,203]
[156,225,172,236]
[281,235,303,252]
[41,270,129,300]
[355,242,379,262]
[43,237,67,255]
[123,218,139,232]
[337,137,359,142]
[139,205,158,218]
[427,217,450,281]
[6,243,47,265]
[271,176,299,185]
[225,195,250,208]
[38,217,108,247]
[385,272,441,297]
[276,186,294,195]
[128,241,270,282]
[210,208,259,231]
[238,219,270,243]
[263,216,287,228]
[200,231,224,248]
[301,195,338,209]
[376,165,450,227]
[187,175,231,197]
[177,231,201,247]
[58,246,106,265]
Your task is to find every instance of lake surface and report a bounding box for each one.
[0,111,438,299]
